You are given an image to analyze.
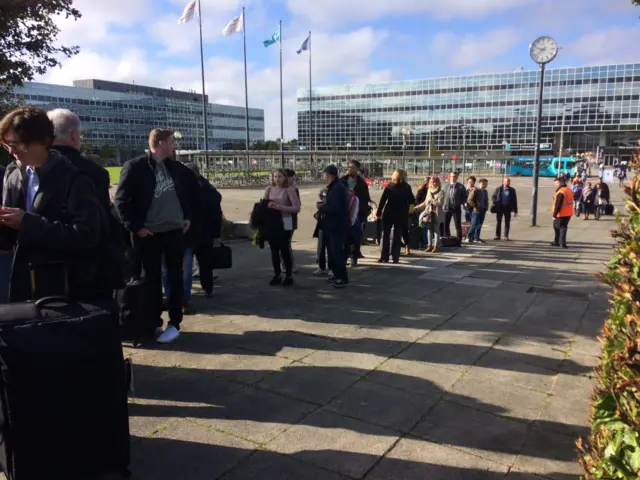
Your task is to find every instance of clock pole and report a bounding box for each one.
[531,62,546,227]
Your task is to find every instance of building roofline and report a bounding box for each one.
[297,62,640,93]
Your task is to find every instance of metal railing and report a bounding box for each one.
[175,150,512,186]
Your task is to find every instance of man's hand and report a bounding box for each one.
[136,228,154,238]
[183,220,191,233]
[316,201,324,210]
[0,207,25,230]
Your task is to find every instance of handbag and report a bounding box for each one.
[210,242,233,269]
[490,204,498,214]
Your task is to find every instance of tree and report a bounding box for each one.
[0,0,81,104]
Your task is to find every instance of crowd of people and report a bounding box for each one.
[0,105,222,344]
[0,104,621,343]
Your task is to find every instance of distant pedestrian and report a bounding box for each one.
[283,169,300,274]
[465,178,489,244]
[551,177,573,249]
[317,165,349,288]
[464,176,476,224]
[377,169,415,263]
[492,177,518,241]
[443,171,467,241]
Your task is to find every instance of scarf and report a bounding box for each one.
[429,186,441,195]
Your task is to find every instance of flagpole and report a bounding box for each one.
[242,6,250,161]
[308,30,313,167]
[197,0,209,151]
[279,19,284,168]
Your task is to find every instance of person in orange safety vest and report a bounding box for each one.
[551,177,574,249]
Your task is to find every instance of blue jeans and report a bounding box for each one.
[0,252,13,304]
[163,247,194,302]
[468,209,487,241]
[425,218,440,248]
[464,209,472,224]
[325,230,348,283]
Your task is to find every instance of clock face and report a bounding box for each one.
[530,36,558,64]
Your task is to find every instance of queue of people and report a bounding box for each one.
[0,106,223,345]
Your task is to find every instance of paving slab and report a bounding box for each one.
[265,410,400,478]
[366,437,509,479]
[221,451,348,480]
[411,400,529,466]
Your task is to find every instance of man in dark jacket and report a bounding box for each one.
[185,162,222,297]
[114,128,192,344]
[443,171,467,240]
[318,165,349,288]
[491,177,518,241]
[341,160,371,261]
[48,109,127,287]
[0,106,107,302]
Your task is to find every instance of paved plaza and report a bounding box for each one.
[124,177,617,479]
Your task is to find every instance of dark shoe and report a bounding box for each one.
[392,258,399,264]
[269,276,282,286]
[493,237,501,241]
[550,242,560,247]
[333,279,348,289]
[357,252,365,259]
[282,276,294,286]
[182,302,196,315]
[377,258,388,263]
[204,290,214,298]
[562,245,568,249]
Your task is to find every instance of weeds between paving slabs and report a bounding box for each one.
[577,163,640,479]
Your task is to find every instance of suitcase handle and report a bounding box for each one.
[34,296,70,308]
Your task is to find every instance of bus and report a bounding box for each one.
[505,157,576,177]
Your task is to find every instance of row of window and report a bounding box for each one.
[301,76,640,103]
[15,94,265,122]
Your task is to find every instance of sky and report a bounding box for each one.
[37,0,640,141]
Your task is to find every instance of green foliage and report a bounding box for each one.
[106,167,122,185]
[578,164,640,478]
[0,0,81,104]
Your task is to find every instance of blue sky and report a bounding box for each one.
[40,0,640,139]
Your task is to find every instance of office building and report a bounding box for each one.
[297,63,640,164]
[12,80,265,157]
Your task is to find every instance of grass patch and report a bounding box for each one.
[106,167,122,185]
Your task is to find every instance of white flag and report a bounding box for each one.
[178,0,198,24]
[222,11,243,36]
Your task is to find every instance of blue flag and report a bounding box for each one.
[297,36,309,54]
[263,25,281,47]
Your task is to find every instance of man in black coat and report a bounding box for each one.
[318,165,349,288]
[185,162,222,297]
[341,160,371,262]
[114,128,193,344]
[48,109,127,287]
[0,106,107,302]
[491,177,518,240]
[443,171,467,240]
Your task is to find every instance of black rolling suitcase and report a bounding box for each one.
[0,297,130,480]
[117,278,158,347]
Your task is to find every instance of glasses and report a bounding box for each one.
[2,142,26,153]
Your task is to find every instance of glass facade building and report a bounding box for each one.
[297,63,640,163]
[12,80,265,153]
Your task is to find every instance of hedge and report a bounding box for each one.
[578,164,640,478]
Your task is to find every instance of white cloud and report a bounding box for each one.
[285,0,535,26]
[564,26,640,66]
[430,28,521,68]
[38,27,387,140]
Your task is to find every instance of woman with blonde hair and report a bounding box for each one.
[376,169,415,263]
[263,168,301,285]
[418,176,445,253]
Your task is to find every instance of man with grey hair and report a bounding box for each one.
[48,108,111,210]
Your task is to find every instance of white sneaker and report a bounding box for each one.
[312,268,326,276]
[327,270,335,281]
[156,325,180,344]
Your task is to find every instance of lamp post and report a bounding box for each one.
[461,124,469,183]
[529,35,559,227]
[401,127,411,169]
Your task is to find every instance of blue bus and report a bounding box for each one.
[505,157,576,177]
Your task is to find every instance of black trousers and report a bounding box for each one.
[553,217,570,247]
[194,243,214,295]
[496,210,512,238]
[325,230,348,282]
[444,207,463,240]
[132,228,185,329]
[381,219,404,262]
[270,231,293,277]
